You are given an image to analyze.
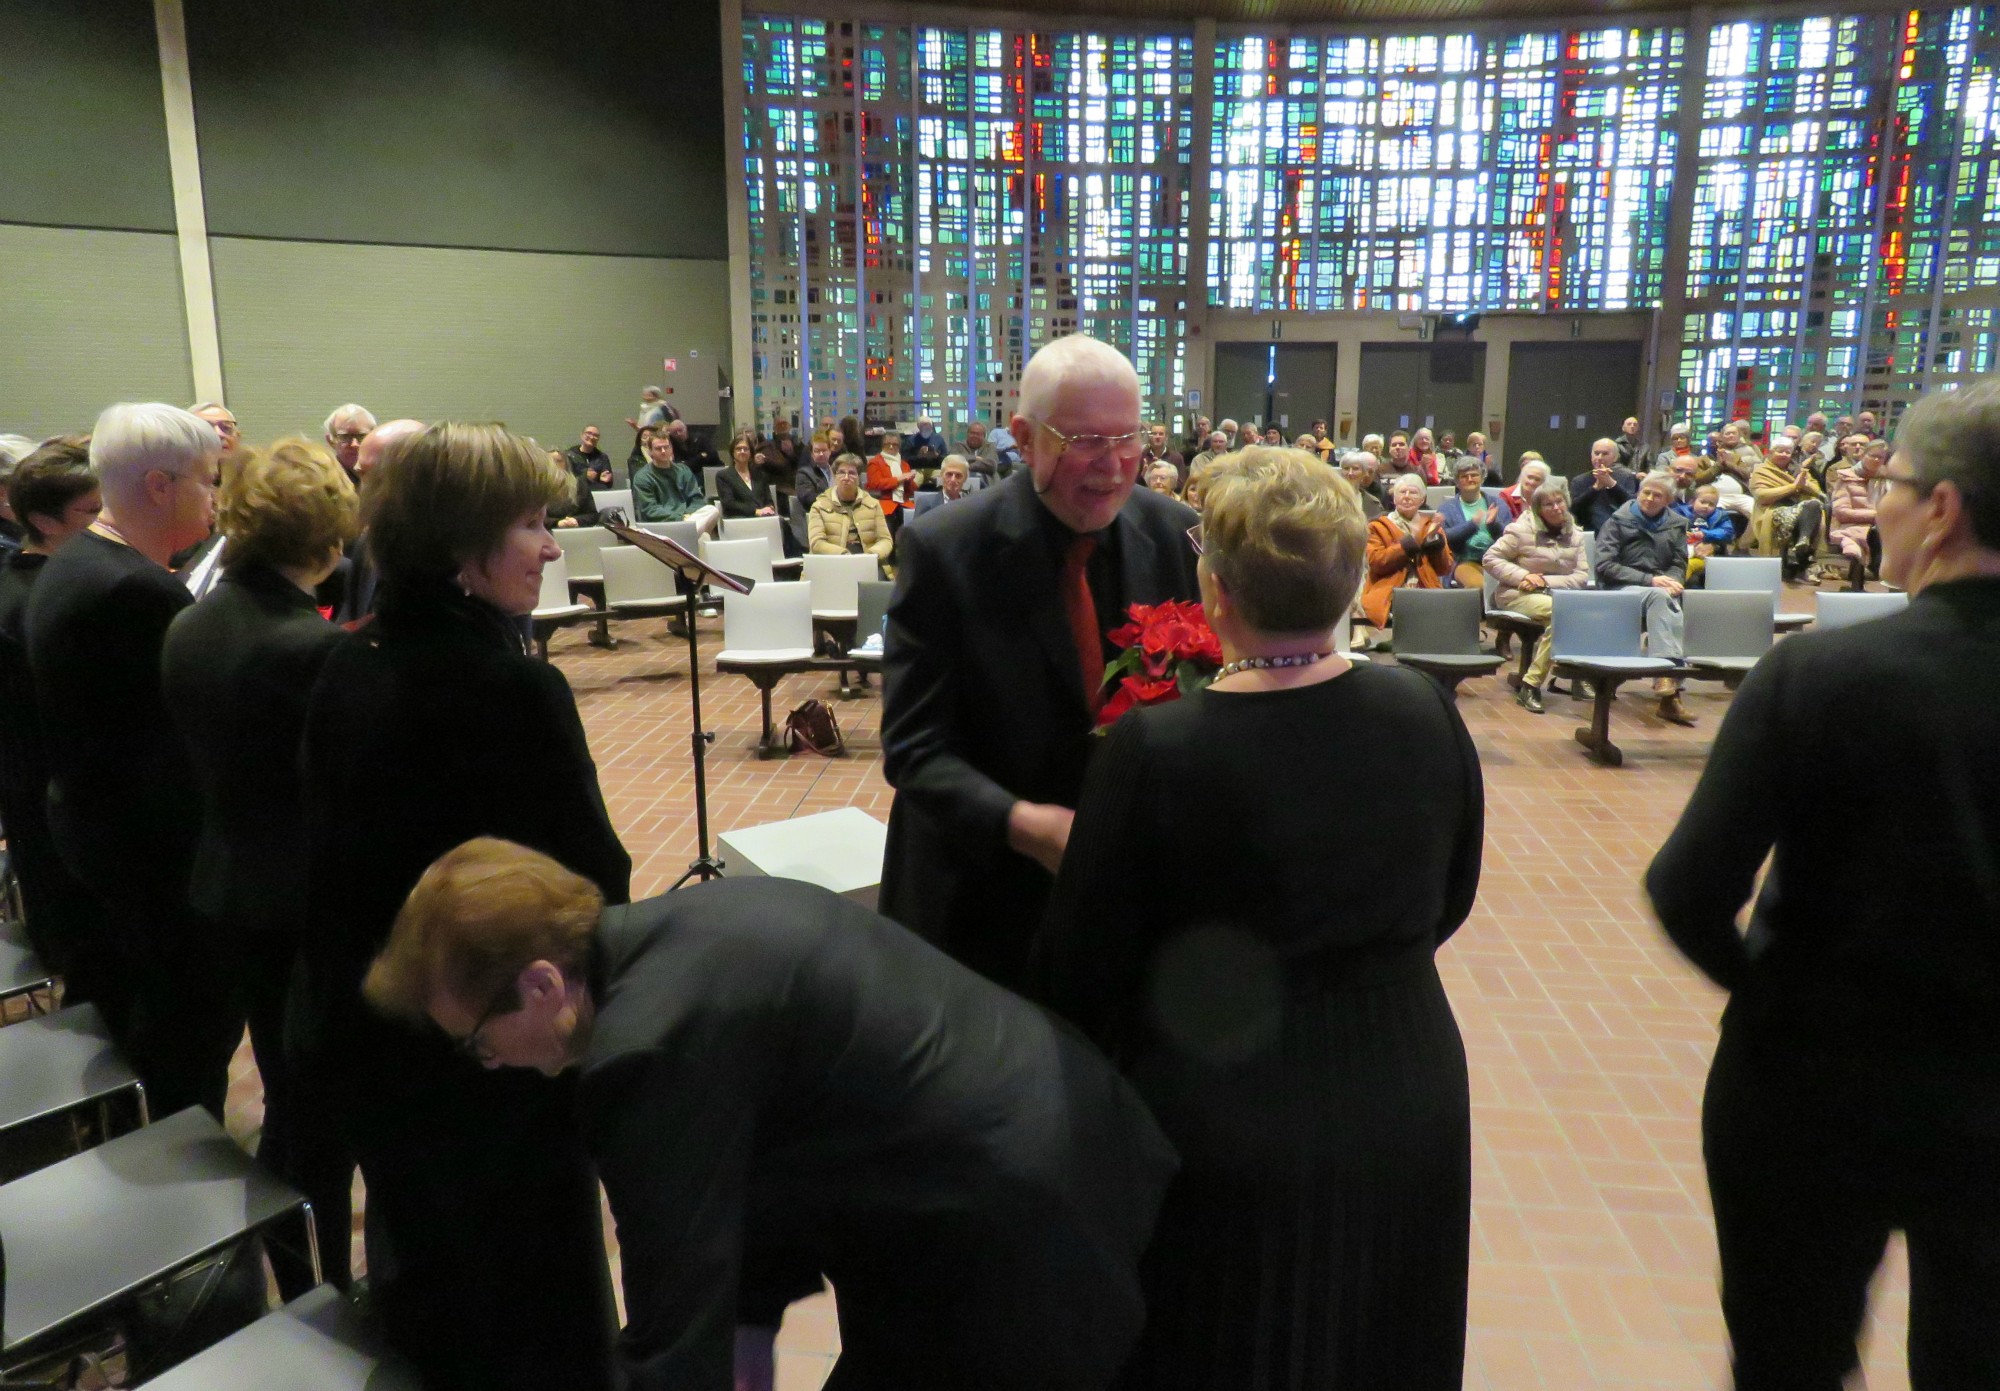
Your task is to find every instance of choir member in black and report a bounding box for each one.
[162,438,359,1293]
[298,423,627,1391]
[1647,378,2000,1390]
[25,403,242,1118]
[0,439,103,986]
[364,838,1176,1391]
[1041,446,1481,1391]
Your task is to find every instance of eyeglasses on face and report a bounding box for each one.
[1027,419,1146,467]
[329,430,370,446]
[453,991,515,1062]
[1186,523,1204,556]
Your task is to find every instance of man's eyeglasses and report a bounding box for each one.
[1186,523,1204,556]
[1882,472,1934,495]
[1027,419,1146,467]
[329,430,370,446]
[452,992,514,1062]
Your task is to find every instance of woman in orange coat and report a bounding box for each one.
[1361,474,1453,629]
[866,432,917,538]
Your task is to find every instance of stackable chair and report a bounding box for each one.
[802,554,882,681]
[836,579,896,696]
[1482,571,1547,690]
[697,537,775,589]
[529,554,593,661]
[702,465,726,500]
[139,1284,419,1391]
[1679,589,1776,689]
[1333,612,1370,664]
[0,1107,317,1378]
[0,936,55,1017]
[1388,588,1502,694]
[1549,589,1688,767]
[1705,556,1812,632]
[0,1004,145,1151]
[600,546,692,626]
[589,488,631,518]
[1423,485,1453,511]
[1579,532,1600,588]
[552,526,615,647]
[712,582,817,757]
[1813,590,1910,630]
[721,516,801,577]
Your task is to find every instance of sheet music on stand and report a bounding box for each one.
[603,522,754,595]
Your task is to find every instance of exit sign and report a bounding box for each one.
[663,358,678,372]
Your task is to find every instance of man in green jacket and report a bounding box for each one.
[631,433,705,522]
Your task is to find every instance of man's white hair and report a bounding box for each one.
[91,402,218,494]
[1361,432,1384,451]
[1393,472,1428,494]
[1016,334,1141,425]
[324,403,377,435]
[0,435,37,470]
[1345,451,1379,471]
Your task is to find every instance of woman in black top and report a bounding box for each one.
[162,438,359,1294]
[0,440,103,988]
[299,423,630,1391]
[716,430,776,520]
[1042,447,1481,1391]
[1647,380,2000,1389]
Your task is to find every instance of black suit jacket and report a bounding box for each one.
[164,564,345,933]
[880,470,1199,992]
[579,878,1176,1391]
[714,464,773,520]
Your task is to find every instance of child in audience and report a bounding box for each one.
[1685,484,1741,585]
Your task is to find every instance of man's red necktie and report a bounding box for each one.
[1062,534,1103,713]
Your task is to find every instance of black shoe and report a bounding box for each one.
[1516,685,1545,715]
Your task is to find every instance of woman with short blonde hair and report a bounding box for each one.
[219,435,358,576]
[1045,442,1480,1391]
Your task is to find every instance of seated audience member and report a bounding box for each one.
[299,421,628,1391]
[867,431,917,534]
[717,431,777,520]
[1341,451,1386,518]
[191,401,241,451]
[1483,481,1587,713]
[1685,485,1743,581]
[759,416,801,494]
[0,436,34,559]
[1500,455,1549,517]
[325,402,377,482]
[1259,425,1282,446]
[1408,427,1442,484]
[566,425,615,491]
[1570,437,1640,533]
[1799,431,1830,488]
[1827,441,1887,589]
[1188,430,1229,475]
[0,440,104,983]
[1462,430,1494,483]
[913,456,972,517]
[1722,421,1765,482]
[367,839,1176,1391]
[162,437,360,1293]
[1656,422,1699,471]
[1146,460,1181,496]
[1750,436,1827,579]
[1645,379,2000,1391]
[1361,474,1451,631]
[1041,447,1479,1391]
[809,454,893,558]
[793,434,835,517]
[1184,414,1212,456]
[1309,418,1335,459]
[1145,423,1185,483]
[1292,433,1318,452]
[1438,456,1513,585]
[903,416,947,476]
[26,404,242,1117]
[1182,458,1214,510]
[1594,471,1695,726]
[546,448,599,528]
[1615,415,1644,468]
[632,429,706,522]
[957,419,1003,485]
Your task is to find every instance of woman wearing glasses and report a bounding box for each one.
[298,422,629,1391]
[1648,380,2000,1387]
[1041,447,1480,1391]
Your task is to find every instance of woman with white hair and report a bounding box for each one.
[24,403,240,1119]
[1648,373,2000,1388]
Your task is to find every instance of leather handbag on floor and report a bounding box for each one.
[784,699,845,756]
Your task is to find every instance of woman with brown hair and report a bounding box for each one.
[163,437,359,1293]
[716,429,777,519]
[298,422,629,1391]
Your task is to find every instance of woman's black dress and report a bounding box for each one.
[298,580,631,1391]
[1042,662,1481,1391]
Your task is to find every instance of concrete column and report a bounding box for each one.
[719,0,756,435]
[154,0,224,404]
[1183,19,1217,426]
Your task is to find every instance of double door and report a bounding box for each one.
[1502,342,1642,479]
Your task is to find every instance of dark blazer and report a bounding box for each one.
[911,488,968,518]
[1570,467,1640,532]
[298,579,629,1391]
[880,470,1200,992]
[579,877,1176,1391]
[164,564,345,932]
[714,463,773,520]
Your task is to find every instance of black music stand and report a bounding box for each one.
[605,523,754,886]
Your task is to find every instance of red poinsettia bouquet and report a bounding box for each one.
[1095,600,1224,728]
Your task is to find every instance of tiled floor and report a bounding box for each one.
[226,588,1914,1390]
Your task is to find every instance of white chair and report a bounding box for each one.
[1705,555,1811,631]
[1424,484,1454,511]
[1580,531,1600,588]
[553,525,612,585]
[591,488,632,517]
[1333,611,1370,664]
[1814,590,1910,630]
[546,534,613,649]
[600,545,690,619]
[698,537,775,587]
[802,553,881,622]
[724,513,802,577]
[702,465,726,499]
[713,582,818,757]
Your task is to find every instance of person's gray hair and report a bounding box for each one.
[1392,472,1427,494]
[940,453,970,474]
[1016,334,1139,428]
[0,435,37,470]
[1640,470,1677,493]
[1669,421,1691,437]
[188,401,229,416]
[1893,377,2000,546]
[1345,451,1378,472]
[1532,480,1570,510]
[1361,432,1384,451]
[90,402,218,494]
[324,403,377,436]
[640,386,663,401]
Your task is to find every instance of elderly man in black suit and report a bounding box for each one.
[881,335,1200,994]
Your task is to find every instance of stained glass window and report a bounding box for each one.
[1207,25,1683,313]
[743,17,1193,432]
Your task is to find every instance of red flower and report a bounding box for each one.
[1096,674,1179,728]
